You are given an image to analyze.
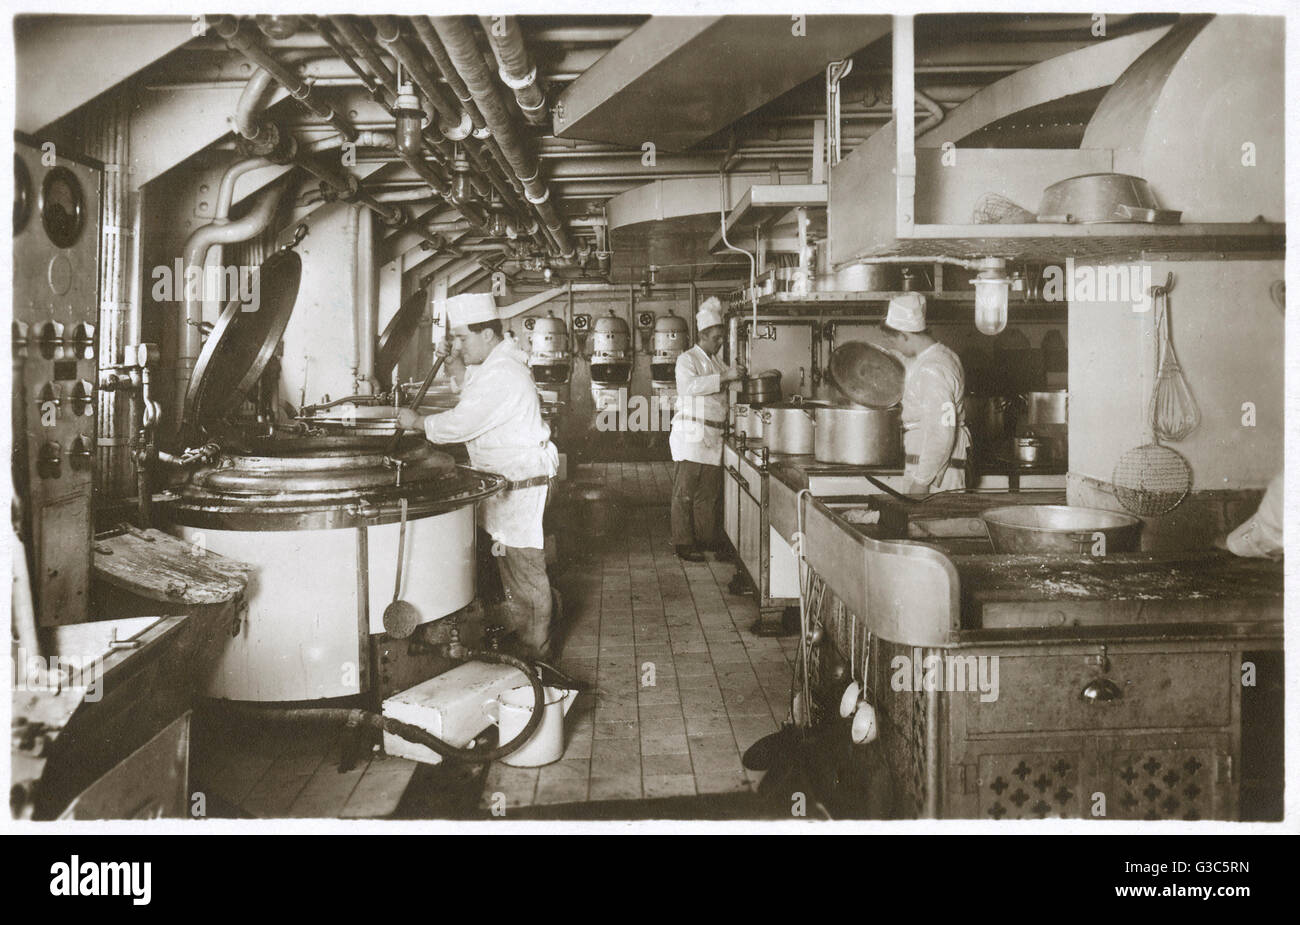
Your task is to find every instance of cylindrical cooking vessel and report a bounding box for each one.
[731,403,752,439]
[981,505,1141,555]
[833,262,899,292]
[814,405,901,466]
[967,394,1017,442]
[1022,390,1068,427]
[736,369,782,405]
[764,400,825,455]
[1014,435,1051,465]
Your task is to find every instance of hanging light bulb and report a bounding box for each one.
[393,82,423,157]
[972,260,1010,335]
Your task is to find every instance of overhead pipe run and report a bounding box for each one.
[334,15,519,248]
[214,16,357,144]
[430,15,575,258]
[478,15,549,126]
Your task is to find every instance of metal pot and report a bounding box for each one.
[1037,173,1181,225]
[814,405,901,466]
[1014,435,1051,465]
[764,399,825,455]
[1021,390,1068,427]
[731,403,752,439]
[832,262,899,292]
[981,505,1141,555]
[736,369,782,405]
[967,394,1017,442]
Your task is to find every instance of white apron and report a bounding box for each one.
[901,342,971,492]
[424,341,558,548]
[669,344,729,466]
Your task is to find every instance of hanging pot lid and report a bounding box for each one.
[828,341,904,409]
[374,285,430,392]
[183,246,302,431]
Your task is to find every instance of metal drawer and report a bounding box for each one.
[964,651,1232,735]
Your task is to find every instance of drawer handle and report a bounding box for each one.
[1080,678,1123,703]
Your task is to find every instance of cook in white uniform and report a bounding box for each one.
[668,297,744,561]
[394,293,560,659]
[875,293,971,495]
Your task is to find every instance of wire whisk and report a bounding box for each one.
[1149,278,1200,442]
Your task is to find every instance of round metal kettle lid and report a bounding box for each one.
[184,247,302,430]
[828,340,905,409]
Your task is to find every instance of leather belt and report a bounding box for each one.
[905,454,967,466]
[676,413,725,430]
[502,475,552,493]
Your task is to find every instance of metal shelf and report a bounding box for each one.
[843,222,1285,263]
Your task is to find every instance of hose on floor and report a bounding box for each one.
[202,650,547,764]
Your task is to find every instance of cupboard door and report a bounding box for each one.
[976,750,1086,821]
[723,467,739,546]
[738,485,762,580]
[1099,736,1228,821]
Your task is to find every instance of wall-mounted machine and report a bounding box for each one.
[589,308,631,411]
[650,309,688,391]
[155,243,503,702]
[12,138,102,626]
[526,310,571,386]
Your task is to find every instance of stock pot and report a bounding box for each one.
[764,399,826,455]
[813,405,902,466]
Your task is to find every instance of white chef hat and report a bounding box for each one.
[696,297,725,332]
[446,292,498,329]
[884,292,927,332]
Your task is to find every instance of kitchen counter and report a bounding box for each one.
[788,492,1282,820]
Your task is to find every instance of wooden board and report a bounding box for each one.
[93,527,251,605]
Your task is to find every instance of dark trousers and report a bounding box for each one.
[671,461,722,549]
[497,545,553,661]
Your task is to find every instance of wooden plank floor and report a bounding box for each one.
[479,462,798,811]
[191,715,419,819]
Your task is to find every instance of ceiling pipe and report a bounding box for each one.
[327,16,401,109]
[478,15,549,126]
[311,15,395,112]
[213,16,357,143]
[354,206,378,395]
[352,16,527,237]
[371,16,463,125]
[913,89,946,136]
[409,16,545,247]
[430,15,575,258]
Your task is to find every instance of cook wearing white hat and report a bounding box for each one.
[695,299,725,333]
[876,292,972,496]
[884,292,927,332]
[394,289,560,660]
[669,296,745,561]
[446,291,499,331]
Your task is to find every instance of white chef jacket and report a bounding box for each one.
[901,342,971,492]
[1226,473,1283,559]
[424,340,558,549]
[669,344,729,466]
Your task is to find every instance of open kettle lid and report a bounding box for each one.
[828,341,905,409]
[183,246,302,433]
